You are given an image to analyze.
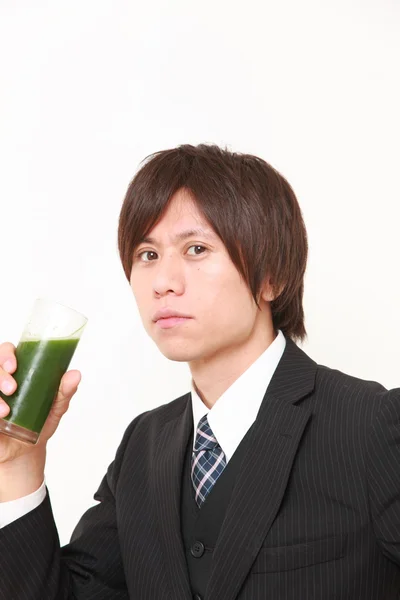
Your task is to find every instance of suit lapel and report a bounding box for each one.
[152,396,193,600]
[206,337,317,600]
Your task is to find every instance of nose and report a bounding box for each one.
[153,254,185,297]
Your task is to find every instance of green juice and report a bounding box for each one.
[0,338,79,434]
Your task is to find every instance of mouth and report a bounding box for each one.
[155,316,192,329]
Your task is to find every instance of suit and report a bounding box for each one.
[1,334,400,599]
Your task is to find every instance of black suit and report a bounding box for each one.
[1,335,400,599]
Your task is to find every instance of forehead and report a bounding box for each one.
[143,190,218,243]
[158,190,204,224]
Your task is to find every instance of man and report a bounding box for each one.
[0,144,399,599]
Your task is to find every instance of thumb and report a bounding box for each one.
[51,370,82,417]
[59,370,82,399]
[40,370,82,440]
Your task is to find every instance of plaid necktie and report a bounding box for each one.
[191,414,227,508]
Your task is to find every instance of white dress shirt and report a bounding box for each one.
[191,329,286,461]
[0,478,47,528]
[0,330,286,528]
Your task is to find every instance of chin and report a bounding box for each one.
[160,350,192,363]
[155,340,202,363]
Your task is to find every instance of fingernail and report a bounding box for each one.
[1,380,14,394]
[3,360,14,373]
[0,402,9,417]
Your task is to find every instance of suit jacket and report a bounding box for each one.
[1,335,400,599]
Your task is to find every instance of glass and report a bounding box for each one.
[0,298,88,444]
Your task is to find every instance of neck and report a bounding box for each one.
[189,324,277,409]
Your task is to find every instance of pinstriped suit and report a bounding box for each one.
[1,335,400,599]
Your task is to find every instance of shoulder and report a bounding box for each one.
[316,362,389,394]
[314,361,399,421]
[119,391,190,441]
[102,392,191,490]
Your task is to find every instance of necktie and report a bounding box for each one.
[191,414,227,508]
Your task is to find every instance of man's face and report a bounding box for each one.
[130,189,272,366]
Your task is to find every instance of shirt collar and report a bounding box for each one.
[190,329,286,461]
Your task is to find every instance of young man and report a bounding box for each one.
[0,144,399,599]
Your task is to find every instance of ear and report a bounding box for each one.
[260,286,275,303]
[259,276,284,303]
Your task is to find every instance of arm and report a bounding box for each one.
[366,388,400,566]
[0,416,138,600]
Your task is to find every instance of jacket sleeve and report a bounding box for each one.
[366,388,400,566]
[0,416,139,600]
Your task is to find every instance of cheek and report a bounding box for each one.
[198,261,250,302]
[130,281,147,315]
[195,257,242,289]
[197,275,254,325]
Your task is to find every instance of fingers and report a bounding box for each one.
[0,342,17,371]
[0,341,82,423]
[0,399,10,418]
[0,343,17,416]
[0,372,16,396]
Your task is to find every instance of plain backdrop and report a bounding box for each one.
[0,0,399,545]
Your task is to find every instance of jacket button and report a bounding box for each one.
[193,595,203,600]
[191,540,205,558]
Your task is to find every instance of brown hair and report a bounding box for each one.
[118,144,308,343]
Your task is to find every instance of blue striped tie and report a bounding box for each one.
[191,414,227,508]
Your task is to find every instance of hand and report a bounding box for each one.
[0,341,82,465]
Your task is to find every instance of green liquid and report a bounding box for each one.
[0,338,79,433]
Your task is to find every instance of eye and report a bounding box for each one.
[137,250,158,262]
[135,245,207,263]
[187,245,207,256]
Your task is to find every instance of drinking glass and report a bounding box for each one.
[0,298,88,444]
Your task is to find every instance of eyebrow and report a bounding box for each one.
[138,228,217,246]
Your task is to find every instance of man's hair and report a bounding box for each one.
[118,144,308,343]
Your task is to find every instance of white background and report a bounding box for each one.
[0,0,399,545]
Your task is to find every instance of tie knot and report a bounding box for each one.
[194,414,219,452]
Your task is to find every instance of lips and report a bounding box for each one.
[156,316,191,329]
[153,308,192,322]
